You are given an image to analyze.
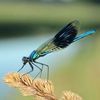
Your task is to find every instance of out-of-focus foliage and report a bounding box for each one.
[0,3,99,38]
[0,0,100,3]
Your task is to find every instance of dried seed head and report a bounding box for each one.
[4,73,56,100]
[21,75,33,86]
[61,91,82,100]
[4,73,82,100]
[4,73,21,87]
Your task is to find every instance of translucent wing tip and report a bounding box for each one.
[71,20,80,24]
[69,20,80,25]
[70,20,80,30]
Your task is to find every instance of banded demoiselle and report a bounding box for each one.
[18,20,96,79]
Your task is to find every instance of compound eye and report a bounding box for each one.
[27,57,29,61]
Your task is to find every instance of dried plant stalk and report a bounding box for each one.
[4,73,82,100]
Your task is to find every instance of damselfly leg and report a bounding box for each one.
[17,61,44,79]
[34,61,49,80]
[21,62,34,76]
[17,63,26,72]
[31,62,43,79]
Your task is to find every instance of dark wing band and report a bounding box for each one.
[53,20,79,48]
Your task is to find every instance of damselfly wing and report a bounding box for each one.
[35,20,79,58]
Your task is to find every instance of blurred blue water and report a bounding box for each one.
[0,34,79,99]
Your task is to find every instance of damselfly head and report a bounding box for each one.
[22,56,29,64]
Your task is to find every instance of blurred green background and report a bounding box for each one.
[0,0,100,100]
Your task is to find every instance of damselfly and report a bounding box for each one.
[18,20,95,79]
